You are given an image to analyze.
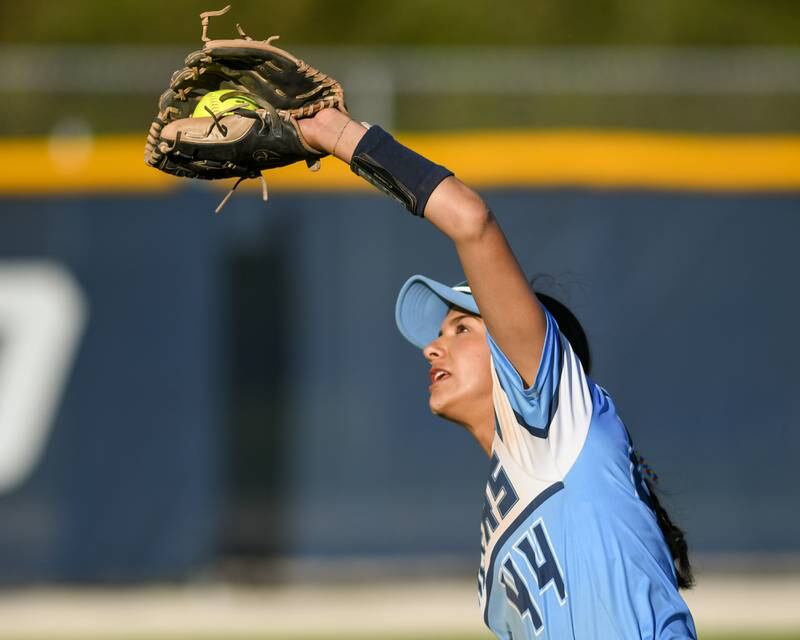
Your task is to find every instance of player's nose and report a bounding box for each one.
[423,337,445,362]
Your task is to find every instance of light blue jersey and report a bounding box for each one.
[478,309,697,640]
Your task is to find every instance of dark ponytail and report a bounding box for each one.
[535,288,694,590]
[534,292,592,373]
[644,479,695,589]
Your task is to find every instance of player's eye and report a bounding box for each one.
[456,323,469,334]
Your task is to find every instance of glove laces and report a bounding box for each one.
[215,174,269,214]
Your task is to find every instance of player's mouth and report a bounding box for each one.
[429,367,451,388]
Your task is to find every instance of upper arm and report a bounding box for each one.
[423,178,547,386]
[487,308,562,431]
[456,215,546,387]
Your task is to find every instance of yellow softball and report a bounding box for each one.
[192,90,259,118]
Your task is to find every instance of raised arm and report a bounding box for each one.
[300,110,546,386]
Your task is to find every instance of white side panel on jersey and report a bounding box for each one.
[490,335,593,482]
[480,336,594,618]
[0,262,87,493]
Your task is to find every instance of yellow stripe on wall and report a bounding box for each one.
[1,130,799,195]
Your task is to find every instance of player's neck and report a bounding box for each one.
[441,399,495,456]
[461,413,495,457]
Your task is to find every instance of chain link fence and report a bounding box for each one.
[2,45,800,137]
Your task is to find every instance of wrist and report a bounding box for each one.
[299,108,353,155]
[349,126,454,217]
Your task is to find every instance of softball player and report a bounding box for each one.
[298,109,697,639]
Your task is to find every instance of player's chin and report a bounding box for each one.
[428,386,456,419]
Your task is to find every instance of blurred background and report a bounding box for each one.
[0,1,798,638]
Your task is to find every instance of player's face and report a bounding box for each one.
[423,308,492,425]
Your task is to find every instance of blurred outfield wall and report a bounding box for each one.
[0,131,798,582]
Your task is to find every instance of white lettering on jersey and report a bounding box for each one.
[479,453,519,597]
[481,332,591,630]
[499,518,568,635]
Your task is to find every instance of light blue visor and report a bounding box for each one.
[395,274,480,349]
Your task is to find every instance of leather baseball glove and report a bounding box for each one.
[144,5,346,211]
